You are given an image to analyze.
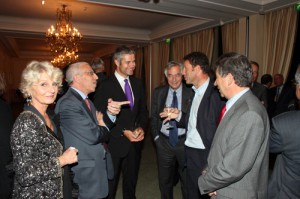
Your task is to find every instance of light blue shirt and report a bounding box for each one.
[224,88,250,116]
[160,84,185,137]
[185,78,210,149]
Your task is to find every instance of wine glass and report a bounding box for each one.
[164,103,173,129]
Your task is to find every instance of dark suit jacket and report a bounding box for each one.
[178,79,225,151]
[0,99,14,197]
[268,111,300,199]
[55,88,111,199]
[93,74,148,158]
[251,81,268,108]
[150,84,193,140]
[269,84,295,116]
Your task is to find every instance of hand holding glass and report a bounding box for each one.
[164,103,173,128]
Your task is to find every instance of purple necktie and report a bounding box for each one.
[124,79,134,110]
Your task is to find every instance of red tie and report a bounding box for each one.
[218,105,226,125]
[85,98,92,111]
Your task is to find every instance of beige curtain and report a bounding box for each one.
[221,21,239,53]
[191,28,214,63]
[142,46,151,109]
[262,6,298,80]
[172,35,192,62]
[134,47,144,78]
[155,41,170,86]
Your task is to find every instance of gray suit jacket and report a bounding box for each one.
[268,111,300,199]
[198,90,270,199]
[55,88,110,199]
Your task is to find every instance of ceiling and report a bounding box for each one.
[0,0,298,61]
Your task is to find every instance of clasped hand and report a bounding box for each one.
[123,127,145,142]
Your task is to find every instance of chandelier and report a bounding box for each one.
[46,5,83,67]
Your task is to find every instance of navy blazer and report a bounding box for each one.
[178,79,225,150]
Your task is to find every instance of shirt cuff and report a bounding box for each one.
[107,111,116,122]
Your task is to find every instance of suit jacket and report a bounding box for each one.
[0,99,14,197]
[55,88,110,199]
[268,111,300,199]
[178,79,225,151]
[150,84,193,140]
[93,74,148,158]
[251,81,268,108]
[198,90,270,199]
[269,84,295,116]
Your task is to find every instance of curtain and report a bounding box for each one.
[221,21,239,53]
[134,47,144,78]
[172,35,192,62]
[156,41,170,86]
[262,6,298,80]
[191,28,214,63]
[143,46,151,110]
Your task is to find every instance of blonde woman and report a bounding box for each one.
[11,61,78,199]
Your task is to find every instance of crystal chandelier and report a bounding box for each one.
[45,5,83,67]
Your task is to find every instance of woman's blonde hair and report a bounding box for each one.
[20,61,63,98]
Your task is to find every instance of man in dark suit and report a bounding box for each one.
[151,61,193,199]
[250,61,268,108]
[89,57,107,100]
[198,53,269,198]
[0,74,14,199]
[269,73,295,117]
[94,46,148,199]
[267,66,300,199]
[55,62,127,199]
[161,52,224,199]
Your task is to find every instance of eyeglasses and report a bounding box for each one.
[82,71,95,76]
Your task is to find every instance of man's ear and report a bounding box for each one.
[114,59,119,67]
[226,73,234,87]
[72,74,80,84]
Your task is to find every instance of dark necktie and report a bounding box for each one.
[275,87,280,102]
[218,105,226,125]
[169,91,178,147]
[124,79,134,110]
[85,98,92,111]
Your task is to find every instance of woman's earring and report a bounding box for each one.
[26,95,32,105]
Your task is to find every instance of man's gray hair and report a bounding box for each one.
[164,61,183,77]
[91,57,104,71]
[66,62,88,85]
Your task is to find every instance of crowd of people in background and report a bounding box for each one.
[0,46,299,199]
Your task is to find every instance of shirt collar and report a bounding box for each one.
[226,88,249,111]
[71,87,88,100]
[115,71,128,82]
[192,77,210,95]
[169,84,182,95]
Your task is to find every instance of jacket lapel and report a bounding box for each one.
[182,85,192,112]
[69,88,96,122]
